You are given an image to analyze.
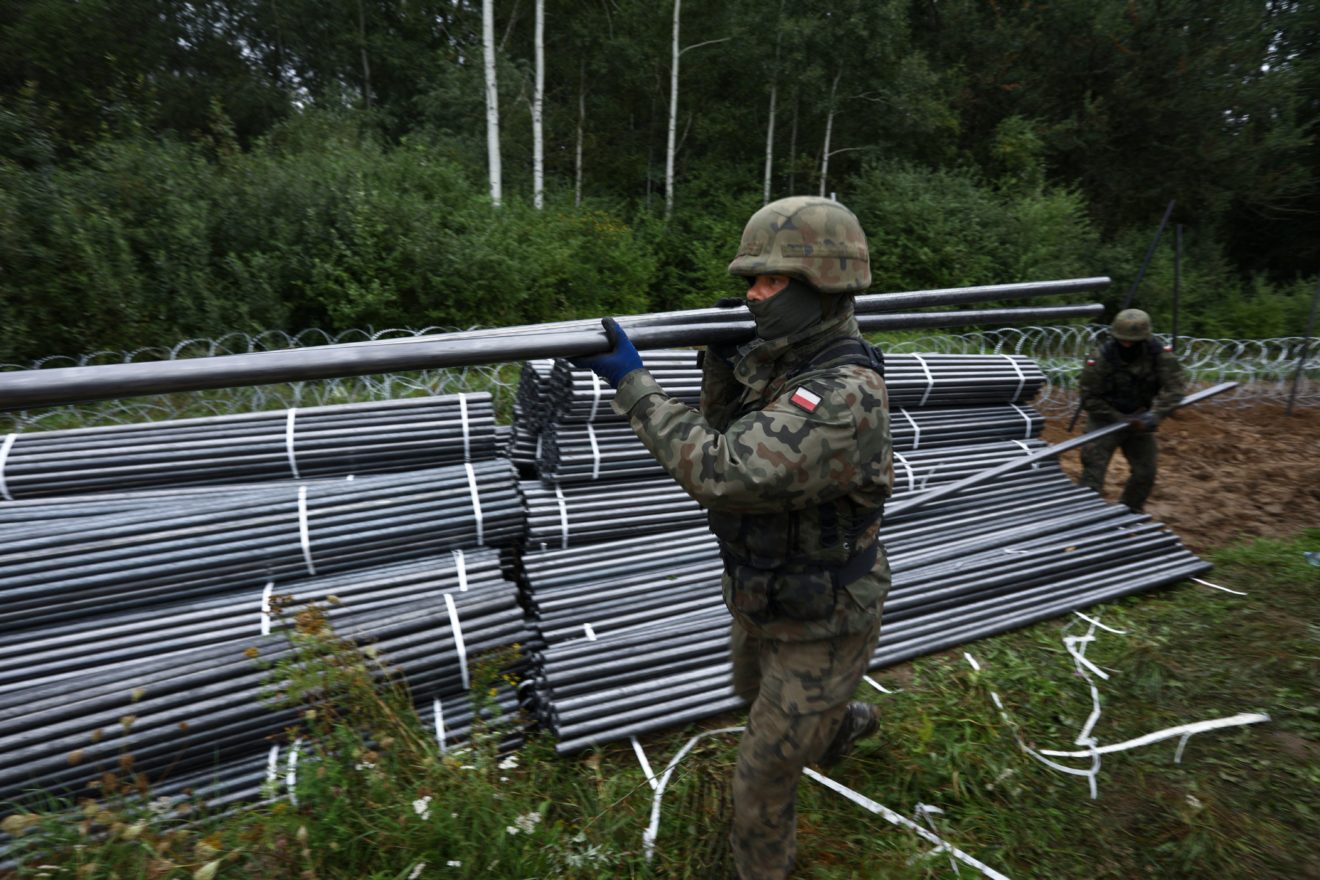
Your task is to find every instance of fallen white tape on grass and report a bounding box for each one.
[1036,713,1271,758]
[642,726,744,862]
[803,769,1012,880]
[1191,577,1248,596]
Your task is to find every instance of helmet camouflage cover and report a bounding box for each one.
[728,196,871,293]
[1111,308,1153,341]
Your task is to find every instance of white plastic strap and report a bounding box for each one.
[452,549,469,592]
[433,697,447,754]
[1009,403,1033,439]
[586,423,602,481]
[1072,611,1127,635]
[444,592,470,690]
[899,409,921,449]
[644,726,745,862]
[554,482,570,550]
[1011,440,1040,468]
[893,450,916,494]
[266,744,280,785]
[1038,713,1271,759]
[914,803,960,877]
[0,433,16,501]
[583,622,597,640]
[803,769,1013,880]
[463,462,484,545]
[1191,577,1247,596]
[588,373,603,422]
[286,737,302,805]
[260,581,274,636]
[912,353,935,406]
[457,393,471,462]
[1003,355,1027,401]
[631,736,659,790]
[863,675,896,694]
[297,485,316,575]
[284,409,301,480]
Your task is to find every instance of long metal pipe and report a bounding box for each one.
[0,301,1102,410]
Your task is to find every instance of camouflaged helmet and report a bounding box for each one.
[728,196,871,293]
[1111,308,1153,341]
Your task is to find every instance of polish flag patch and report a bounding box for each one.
[789,386,822,413]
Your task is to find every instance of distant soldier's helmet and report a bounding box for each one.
[728,196,871,293]
[1111,308,1153,341]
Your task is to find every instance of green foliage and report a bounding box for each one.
[0,113,657,362]
[849,160,1099,294]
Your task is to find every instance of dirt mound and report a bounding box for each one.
[1042,402,1320,554]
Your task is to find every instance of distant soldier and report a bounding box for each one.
[1077,308,1187,512]
[571,196,891,880]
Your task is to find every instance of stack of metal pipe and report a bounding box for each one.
[0,393,499,499]
[511,350,1209,754]
[0,461,525,631]
[0,398,533,812]
[0,567,531,809]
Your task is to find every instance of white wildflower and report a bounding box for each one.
[446,861,462,867]
[413,796,433,820]
[497,754,519,770]
[407,862,426,879]
[513,811,542,834]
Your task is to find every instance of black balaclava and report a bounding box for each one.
[746,278,823,340]
[1116,340,1145,362]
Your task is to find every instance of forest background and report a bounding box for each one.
[1,0,1318,365]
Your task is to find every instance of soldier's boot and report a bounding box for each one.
[817,702,880,769]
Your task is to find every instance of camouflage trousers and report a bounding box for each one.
[728,616,883,880]
[1079,417,1159,512]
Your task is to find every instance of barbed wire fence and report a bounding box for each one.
[3,324,1316,432]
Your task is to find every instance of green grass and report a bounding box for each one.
[4,531,1317,879]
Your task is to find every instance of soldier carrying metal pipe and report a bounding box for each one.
[1076,308,1188,513]
[571,196,891,880]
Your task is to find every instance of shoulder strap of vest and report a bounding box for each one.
[788,336,886,383]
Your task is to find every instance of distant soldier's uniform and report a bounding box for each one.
[583,197,892,880]
[1078,309,1187,512]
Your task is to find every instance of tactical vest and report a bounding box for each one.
[1097,338,1164,414]
[709,336,887,622]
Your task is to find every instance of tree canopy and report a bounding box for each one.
[1,0,1315,360]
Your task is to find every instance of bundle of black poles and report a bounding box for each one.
[0,393,499,499]
[517,374,1235,754]
[0,277,1109,410]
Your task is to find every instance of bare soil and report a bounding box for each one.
[1041,402,1320,554]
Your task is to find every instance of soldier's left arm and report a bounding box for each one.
[1152,350,1188,417]
[611,366,891,515]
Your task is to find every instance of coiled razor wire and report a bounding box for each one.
[3,325,1316,431]
[885,324,1319,415]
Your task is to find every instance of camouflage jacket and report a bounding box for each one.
[611,309,892,642]
[1079,339,1187,422]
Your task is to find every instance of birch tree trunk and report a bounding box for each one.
[482,0,503,206]
[762,82,777,205]
[788,91,798,193]
[357,0,372,110]
[818,70,841,197]
[762,2,783,205]
[575,63,585,208]
[664,0,681,220]
[532,0,544,209]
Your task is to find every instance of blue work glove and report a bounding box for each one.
[569,317,644,389]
